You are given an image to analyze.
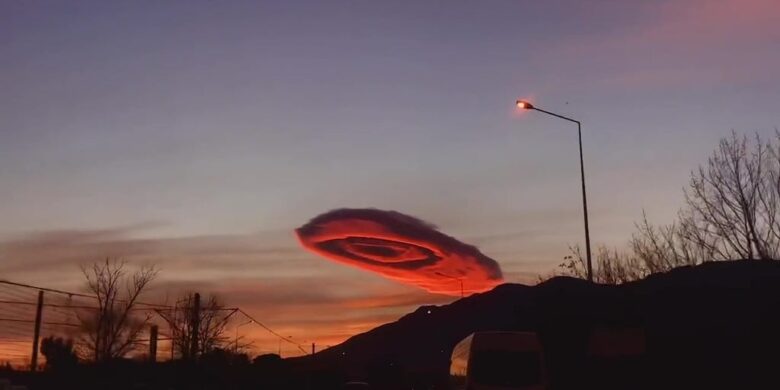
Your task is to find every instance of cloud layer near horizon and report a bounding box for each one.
[0,226,459,355]
[296,208,504,296]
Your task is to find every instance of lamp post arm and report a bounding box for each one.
[531,107,580,125]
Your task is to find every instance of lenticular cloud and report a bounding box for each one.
[295,208,503,296]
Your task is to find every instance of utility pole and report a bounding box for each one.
[311,342,315,355]
[30,290,43,371]
[190,293,201,359]
[149,325,158,363]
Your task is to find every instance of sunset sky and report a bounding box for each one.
[2,0,779,357]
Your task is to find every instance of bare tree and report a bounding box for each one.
[556,245,647,284]
[551,131,780,285]
[759,131,780,256]
[156,293,236,360]
[630,212,701,272]
[78,258,157,362]
[680,131,777,260]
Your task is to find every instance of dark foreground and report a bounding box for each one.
[4,259,780,389]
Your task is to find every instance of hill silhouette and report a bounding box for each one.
[292,259,780,389]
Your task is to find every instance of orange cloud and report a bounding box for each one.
[296,208,504,296]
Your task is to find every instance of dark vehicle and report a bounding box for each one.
[450,331,546,390]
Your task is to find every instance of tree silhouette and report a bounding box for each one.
[556,131,780,283]
[680,131,780,260]
[156,293,236,359]
[40,336,78,371]
[78,258,157,361]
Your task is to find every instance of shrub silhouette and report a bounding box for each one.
[40,336,78,371]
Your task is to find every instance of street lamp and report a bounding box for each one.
[515,99,593,282]
[435,271,464,298]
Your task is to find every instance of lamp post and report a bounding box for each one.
[516,100,593,282]
[435,272,464,298]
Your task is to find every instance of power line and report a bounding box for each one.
[0,279,172,309]
[0,280,93,300]
[155,306,240,312]
[0,313,35,323]
[0,326,32,334]
[0,299,99,310]
[0,286,40,302]
[0,279,296,361]
[0,304,35,316]
[0,344,31,350]
[0,345,30,351]
[236,309,309,355]
[0,291,38,303]
[0,329,33,338]
[0,318,80,328]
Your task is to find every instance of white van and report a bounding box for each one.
[450,331,547,390]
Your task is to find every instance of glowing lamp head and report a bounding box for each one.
[516,100,534,110]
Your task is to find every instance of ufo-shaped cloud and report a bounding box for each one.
[295,208,503,296]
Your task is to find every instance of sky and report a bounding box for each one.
[1,0,780,356]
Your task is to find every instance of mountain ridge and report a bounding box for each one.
[290,260,780,389]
